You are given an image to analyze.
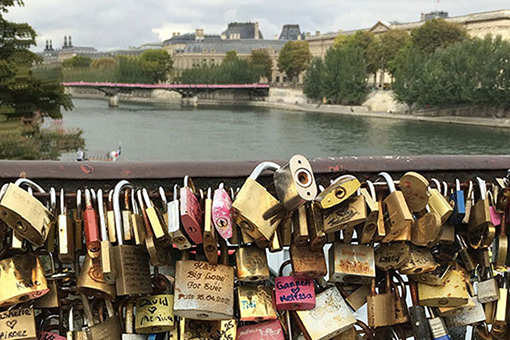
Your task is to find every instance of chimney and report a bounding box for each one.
[305,32,311,38]
[195,29,204,41]
[315,30,320,36]
[45,40,49,50]
[64,36,68,48]
[254,22,260,40]
[68,35,72,47]
[50,40,53,50]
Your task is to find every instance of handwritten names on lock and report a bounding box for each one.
[37,332,66,340]
[115,246,152,294]
[237,320,284,340]
[274,277,314,309]
[184,319,237,340]
[135,294,174,331]
[174,260,234,319]
[0,308,36,340]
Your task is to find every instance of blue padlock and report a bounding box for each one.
[448,179,465,225]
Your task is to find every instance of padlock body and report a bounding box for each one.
[295,286,355,340]
[399,246,438,275]
[84,207,100,257]
[329,243,375,284]
[444,296,486,328]
[0,184,53,246]
[76,255,116,300]
[237,285,277,321]
[174,260,234,320]
[112,245,152,296]
[179,318,237,340]
[180,186,203,244]
[212,187,233,240]
[274,276,315,310]
[58,214,75,264]
[476,278,500,303]
[290,243,327,279]
[273,155,317,211]
[237,319,284,340]
[428,188,454,225]
[0,307,37,340]
[322,195,366,233]
[469,198,491,232]
[367,293,396,328]
[315,177,360,209]
[135,294,174,333]
[235,246,270,281]
[449,190,465,225]
[84,315,122,340]
[382,191,413,242]
[418,269,468,307]
[0,253,49,308]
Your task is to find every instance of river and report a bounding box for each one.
[61,98,510,162]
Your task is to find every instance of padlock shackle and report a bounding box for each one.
[331,174,357,184]
[249,161,281,180]
[183,175,196,192]
[14,178,46,193]
[430,178,441,191]
[113,180,133,246]
[131,188,141,215]
[207,187,212,199]
[173,184,180,201]
[75,189,82,219]
[142,188,153,208]
[278,259,292,277]
[476,177,487,200]
[366,180,376,203]
[97,189,108,242]
[60,188,66,214]
[159,187,167,207]
[378,172,396,193]
[85,189,93,210]
[442,181,448,196]
[455,179,461,192]
[50,187,57,213]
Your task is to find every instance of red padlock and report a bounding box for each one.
[274,260,316,310]
[83,188,101,259]
[180,175,203,244]
[237,319,285,340]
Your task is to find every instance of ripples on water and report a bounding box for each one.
[61,98,510,161]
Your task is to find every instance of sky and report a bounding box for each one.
[4,0,510,52]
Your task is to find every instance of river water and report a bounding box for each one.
[61,98,510,162]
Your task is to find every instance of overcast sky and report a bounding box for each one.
[5,0,509,52]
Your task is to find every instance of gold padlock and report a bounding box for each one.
[236,245,270,282]
[418,269,469,307]
[0,307,37,340]
[290,243,327,279]
[232,162,282,242]
[76,254,116,300]
[428,178,454,225]
[322,192,366,233]
[237,285,277,322]
[328,242,375,284]
[367,273,396,328]
[356,180,380,244]
[0,179,53,246]
[179,318,237,340]
[315,175,360,210]
[135,274,175,333]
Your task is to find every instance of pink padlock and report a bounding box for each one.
[488,191,502,226]
[212,183,233,240]
[38,331,67,340]
[274,260,316,310]
[237,320,285,340]
[180,175,203,244]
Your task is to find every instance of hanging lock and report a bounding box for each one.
[142,188,171,247]
[203,188,218,264]
[322,187,367,234]
[237,284,277,322]
[399,171,430,212]
[98,189,116,285]
[356,180,380,244]
[57,188,74,264]
[289,242,327,279]
[211,183,233,240]
[448,179,465,225]
[274,260,315,310]
[235,245,270,282]
[0,307,37,340]
[83,189,100,260]
[328,242,375,284]
[428,178,454,225]
[163,185,192,250]
[180,175,203,244]
[237,319,284,340]
[315,174,360,210]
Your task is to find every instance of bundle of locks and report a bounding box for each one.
[0,154,508,340]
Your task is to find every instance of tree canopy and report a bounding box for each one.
[277,41,312,81]
[410,18,468,54]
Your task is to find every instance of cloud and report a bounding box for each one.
[4,0,509,52]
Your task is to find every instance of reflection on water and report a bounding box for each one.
[61,98,510,161]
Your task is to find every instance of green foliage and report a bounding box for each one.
[91,57,115,70]
[334,31,379,75]
[372,29,410,75]
[411,19,468,54]
[303,57,324,101]
[277,41,312,81]
[249,49,273,81]
[114,55,147,83]
[61,55,92,68]
[138,49,173,83]
[0,0,83,159]
[392,35,510,110]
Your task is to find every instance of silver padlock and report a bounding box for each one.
[476,262,499,304]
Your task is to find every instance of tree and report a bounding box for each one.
[249,49,273,81]
[61,55,92,68]
[91,57,115,70]
[334,31,378,75]
[303,57,324,101]
[374,29,410,75]
[223,50,239,63]
[138,49,173,84]
[0,0,83,159]
[391,46,426,110]
[410,18,468,54]
[277,41,312,82]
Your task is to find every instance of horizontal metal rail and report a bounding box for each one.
[0,155,508,191]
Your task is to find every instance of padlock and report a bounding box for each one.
[456,234,475,272]
[212,183,233,240]
[273,154,317,212]
[408,280,432,340]
[373,198,387,242]
[493,273,508,330]
[0,178,53,246]
[112,180,152,296]
[315,175,360,209]
[449,179,466,225]
[180,175,203,244]
[82,297,122,340]
[163,185,192,250]
[476,259,499,304]
[33,251,61,309]
[233,162,282,242]
[120,189,134,243]
[428,178,454,225]
[236,245,270,281]
[142,188,171,247]
[378,172,413,242]
[274,260,315,310]
[98,189,116,285]
[289,242,327,279]
[179,318,237,340]
[416,253,457,286]
[82,189,100,260]
[488,190,502,226]
[391,272,409,325]
[173,240,234,320]
[292,205,309,246]
[366,273,396,328]
[279,213,292,247]
[374,242,410,271]
[493,204,508,269]
[399,171,430,212]
[130,189,146,246]
[469,177,492,233]
[0,251,49,307]
[44,187,57,254]
[411,206,441,247]
[444,296,486,328]
[121,298,147,340]
[238,284,277,321]
[135,273,175,333]
[399,245,438,275]
[427,307,451,340]
[322,189,367,233]
[106,190,117,243]
[356,180,380,244]
[203,188,218,264]
[237,319,285,340]
[76,253,116,300]
[306,202,326,251]
[418,269,469,307]
[328,242,375,284]
[295,286,356,340]
[0,307,37,340]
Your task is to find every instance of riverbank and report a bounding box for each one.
[67,87,510,129]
